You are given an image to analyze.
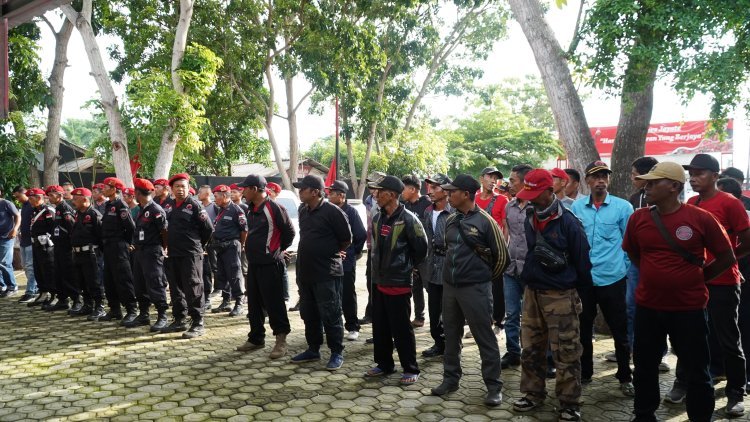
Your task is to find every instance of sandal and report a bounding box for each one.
[365,367,393,377]
[400,373,419,385]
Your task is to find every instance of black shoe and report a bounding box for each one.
[49,298,71,312]
[87,306,107,321]
[28,292,49,307]
[41,298,58,311]
[68,301,83,315]
[365,337,374,344]
[484,389,502,407]
[203,301,212,312]
[120,310,138,326]
[182,320,205,339]
[501,353,521,369]
[288,301,300,312]
[151,313,168,332]
[161,318,188,333]
[431,382,459,396]
[358,316,372,325]
[71,304,92,317]
[212,299,231,313]
[125,313,150,328]
[228,302,243,317]
[422,345,445,358]
[546,367,557,379]
[18,293,36,304]
[98,310,124,322]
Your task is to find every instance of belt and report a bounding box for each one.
[73,245,98,252]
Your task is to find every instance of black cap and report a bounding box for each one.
[683,153,720,173]
[328,180,349,194]
[424,173,451,185]
[401,174,421,188]
[366,171,386,183]
[293,175,325,191]
[369,175,405,194]
[584,160,612,176]
[720,166,744,180]
[441,174,481,193]
[481,166,503,178]
[237,174,267,189]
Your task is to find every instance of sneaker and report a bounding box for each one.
[422,345,445,358]
[326,353,344,371]
[431,382,459,396]
[620,382,635,397]
[346,331,359,341]
[358,316,371,325]
[501,353,521,369]
[664,385,686,404]
[236,341,265,352]
[1,288,18,298]
[411,318,425,328]
[28,292,49,307]
[17,293,36,303]
[493,325,503,335]
[512,397,541,412]
[559,407,581,421]
[659,360,671,372]
[288,301,300,312]
[605,352,617,362]
[291,350,321,363]
[726,400,745,417]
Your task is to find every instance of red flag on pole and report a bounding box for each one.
[325,158,337,188]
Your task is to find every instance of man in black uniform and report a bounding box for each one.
[100,177,138,324]
[46,185,80,312]
[69,188,106,320]
[236,175,295,359]
[27,188,57,309]
[130,178,170,331]
[163,173,214,339]
[154,179,175,214]
[208,184,247,317]
[401,175,431,328]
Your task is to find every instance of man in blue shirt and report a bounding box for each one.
[0,188,21,297]
[570,161,634,397]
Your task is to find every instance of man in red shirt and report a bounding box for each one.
[665,154,748,417]
[623,161,737,422]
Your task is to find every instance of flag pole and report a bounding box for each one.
[335,96,340,180]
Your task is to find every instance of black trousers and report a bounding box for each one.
[102,240,137,312]
[32,243,55,294]
[299,277,344,354]
[492,278,505,328]
[412,269,425,321]
[633,306,713,422]
[372,287,419,374]
[342,270,360,332]
[132,245,168,312]
[165,254,204,321]
[674,284,746,402]
[54,244,78,301]
[427,282,444,348]
[202,247,216,301]
[246,261,291,345]
[214,240,244,300]
[740,279,750,383]
[73,249,103,303]
[578,278,632,383]
[364,254,372,320]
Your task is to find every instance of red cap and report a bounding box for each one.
[45,185,64,194]
[550,168,569,181]
[26,188,45,196]
[229,183,244,192]
[134,178,155,191]
[189,187,196,195]
[71,188,92,197]
[213,184,230,193]
[266,182,282,194]
[515,169,554,201]
[103,177,125,190]
[123,188,135,196]
[168,173,190,186]
[92,183,105,190]
[153,178,169,187]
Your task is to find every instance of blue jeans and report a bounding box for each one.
[0,239,17,291]
[21,245,37,294]
[503,274,524,356]
[626,264,639,348]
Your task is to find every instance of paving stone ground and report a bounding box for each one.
[0,261,742,421]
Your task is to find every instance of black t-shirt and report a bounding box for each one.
[166,197,214,257]
[297,199,352,283]
[135,200,167,246]
[71,206,102,247]
[101,197,135,242]
[403,195,431,225]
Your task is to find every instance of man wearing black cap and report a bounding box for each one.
[328,180,367,341]
[292,175,352,370]
[401,174,431,328]
[365,175,428,385]
[420,174,453,358]
[431,174,508,406]
[721,167,750,210]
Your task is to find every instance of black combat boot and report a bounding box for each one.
[98,306,124,322]
[161,317,189,333]
[87,302,107,321]
[125,303,151,328]
[150,309,169,332]
[212,298,232,313]
[228,298,244,317]
[182,318,205,339]
[120,304,139,326]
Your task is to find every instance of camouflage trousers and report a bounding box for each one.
[520,287,583,408]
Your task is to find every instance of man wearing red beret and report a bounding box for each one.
[99,177,139,325]
[154,178,174,214]
[27,188,58,310]
[46,185,81,313]
[266,182,282,200]
[70,188,107,320]
[123,187,140,221]
[91,183,107,216]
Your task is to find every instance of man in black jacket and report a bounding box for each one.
[47,185,79,312]
[365,175,428,385]
[430,174,509,406]
[401,174,431,328]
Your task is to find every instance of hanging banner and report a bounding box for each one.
[591,120,734,157]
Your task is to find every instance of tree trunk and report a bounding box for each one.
[508,0,599,174]
[152,0,194,179]
[356,64,392,198]
[285,76,299,186]
[609,57,658,198]
[61,2,133,187]
[262,64,292,191]
[343,106,359,194]
[43,19,74,187]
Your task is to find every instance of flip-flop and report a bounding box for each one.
[365,367,393,377]
[400,373,419,385]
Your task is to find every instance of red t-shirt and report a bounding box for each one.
[475,193,508,229]
[687,191,748,286]
[622,204,733,311]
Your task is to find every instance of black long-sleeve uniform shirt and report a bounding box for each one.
[166,197,214,257]
[71,206,103,247]
[101,197,135,243]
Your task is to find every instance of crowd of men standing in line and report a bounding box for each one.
[0,153,749,422]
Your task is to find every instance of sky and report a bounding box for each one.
[36,2,749,176]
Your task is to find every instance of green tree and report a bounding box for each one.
[61,116,108,147]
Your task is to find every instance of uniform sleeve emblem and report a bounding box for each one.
[199,210,207,221]
[110,206,116,213]
[145,211,150,218]
[84,215,92,223]
[187,204,193,210]
[120,209,129,219]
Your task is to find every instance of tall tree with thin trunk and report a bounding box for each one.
[41,16,74,187]
[61,1,133,186]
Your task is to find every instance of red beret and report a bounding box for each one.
[229,183,244,191]
[189,187,196,195]
[213,184,230,193]
[71,188,92,197]
[45,185,64,194]
[168,173,190,186]
[92,183,105,190]
[123,188,135,196]
[27,188,45,196]
[134,178,155,191]
[103,177,125,190]
[550,168,570,181]
[266,182,282,194]
[153,178,169,187]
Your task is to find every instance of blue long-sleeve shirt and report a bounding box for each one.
[570,193,633,286]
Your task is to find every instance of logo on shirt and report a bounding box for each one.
[144,211,150,218]
[380,224,392,237]
[675,226,693,241]
[186,204,193,210]
[110,206,116,213]
[84,215,92,223]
